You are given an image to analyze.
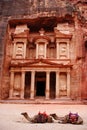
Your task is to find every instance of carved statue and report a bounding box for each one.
[59,74,67,91]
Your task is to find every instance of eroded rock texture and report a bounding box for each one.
[0,0,87,100]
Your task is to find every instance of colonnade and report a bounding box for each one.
[9,70,70,99]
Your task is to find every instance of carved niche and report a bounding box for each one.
[15,42,24,59]
[35,38,49,59]
[59,72,67,96]
[12,24,29,59]
[38,42,45,58]
[59,42,67,59]
[13,73,21,97]
[34,28,50,59]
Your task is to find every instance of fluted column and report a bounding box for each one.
[30,71,35,99]
[56,71,60,99]
[67,70,70,97]
[46,71,50,99]
[9,71,14,98]
[20,72,25,99]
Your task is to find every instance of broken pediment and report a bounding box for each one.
[54,27,72,39]
[56,23,74,34]
[12,32,28,39]
[14,24,29,34]
[11,24,29,39]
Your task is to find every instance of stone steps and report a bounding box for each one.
[0,99,87,105]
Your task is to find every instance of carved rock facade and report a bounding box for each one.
[0,0,87,100]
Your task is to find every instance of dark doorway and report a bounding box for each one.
[50,72,56,99]
[24,72,31,98]
[36,81,45,96]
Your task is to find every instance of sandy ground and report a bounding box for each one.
[0,104,87,130]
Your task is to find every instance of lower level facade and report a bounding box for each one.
[9,65,71,100]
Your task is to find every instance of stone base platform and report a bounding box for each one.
[0,98,87,105]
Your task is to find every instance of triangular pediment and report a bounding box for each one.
[10,59,72,68]
[27,59,59,66]
[30,62,49,66]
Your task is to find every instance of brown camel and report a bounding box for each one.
[50,113,83,124]
[21,112,56,123]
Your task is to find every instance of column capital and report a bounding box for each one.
[46,71,50,73]
[32,71,35,75]
[56,69,60,73]
[56,39,59,43]
[67,68,70,73]
[21,71,25,74]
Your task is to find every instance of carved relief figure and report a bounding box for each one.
[16,43,24,58]
[59,73,67,96]
[13,73,21,97]
[59,43,67,59]
[38,43,44,58]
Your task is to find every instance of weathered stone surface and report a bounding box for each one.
[0,0,87,100]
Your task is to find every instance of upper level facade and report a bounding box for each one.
[9,22,72,68]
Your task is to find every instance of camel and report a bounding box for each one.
[50,113,83,124]
[21,112,83,124]
[21,112,58,123]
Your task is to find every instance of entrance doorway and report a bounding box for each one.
[35,72,46,97]
[36,81,45,96]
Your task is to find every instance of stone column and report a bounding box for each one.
[36,44,38,59]
[30,71,35,99]
[44,44,47,58]
[24,42,26,58]
[67,69,70,97]
[56,71,60,99]
[46,71,50,99]
[67,40,69,59]
[9,71,14,98]
[56,40,59,59]
[13,42,16,58]
[20,71,25,99]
